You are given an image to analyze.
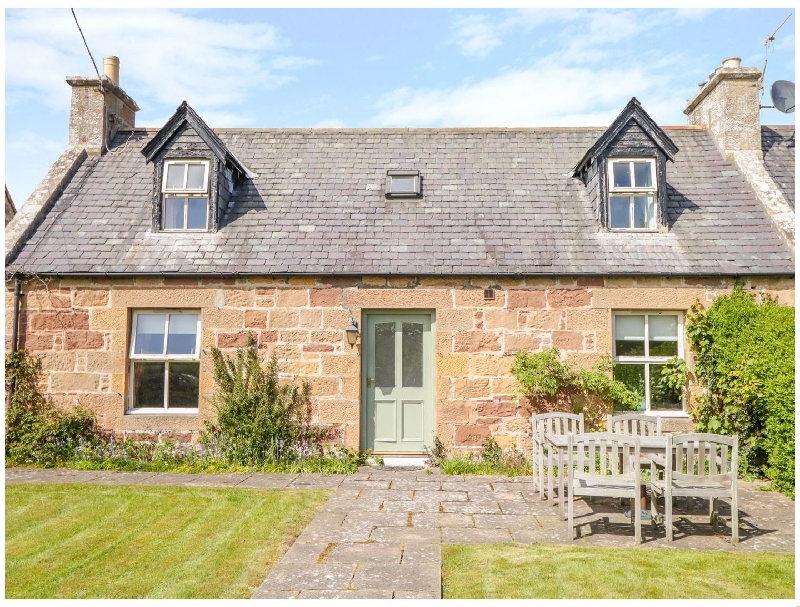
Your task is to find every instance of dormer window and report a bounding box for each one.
[608,158,657,230]
[386,170,421,198]
[162,160,209,230]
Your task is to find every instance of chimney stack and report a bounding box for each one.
[684,57,762,159]
[67,55,139,156]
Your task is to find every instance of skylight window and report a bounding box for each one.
[386,170,421,198]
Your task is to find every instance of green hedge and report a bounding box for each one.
[687,288,794,497]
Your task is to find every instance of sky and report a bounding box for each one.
[4,7,796,209]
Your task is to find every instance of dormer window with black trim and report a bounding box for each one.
[162,160,210,230]
[386,170,421,198]
[142,101,255,234]
[608,158,657,230]
[571,98,678,233]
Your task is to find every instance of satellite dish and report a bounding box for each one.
[770,80,795,113]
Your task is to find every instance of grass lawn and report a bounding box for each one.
[6,483,330,599]
[442,543,795,599]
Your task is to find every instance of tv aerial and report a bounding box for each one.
[770,80,795,114]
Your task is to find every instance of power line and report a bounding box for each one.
[70,8,104,93]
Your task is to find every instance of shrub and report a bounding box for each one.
[511,348,641,430]
[430,436,531,476]
[202,335,332,466]
[5,349,101,466]
[686,288,794,496]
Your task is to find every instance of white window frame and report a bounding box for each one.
[612,311,687,416]
[607,158,657,231]
[127,310,201,414]
[161,160,210,231]
[386,170,421,197]
[162,160,210,193]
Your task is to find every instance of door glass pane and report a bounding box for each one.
[134,314,166,355]
[612,162,631,187]
[374,323,395,388]
[168,362,200,408]
[186,198,208,229]
[165,163,185,189]
[615,315,645,356]
[133,362,165,408]
[613,364,646,411]
[402,322,423,387]
[609,196,630,228]
[649,364,683,410]
[633,162,653,187]
[164,198,185,229]
[649,315,679,356]
[167,314,198,355]
[633,196,654,228]
[186,164,206,190]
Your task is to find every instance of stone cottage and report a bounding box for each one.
[5,56,794,456]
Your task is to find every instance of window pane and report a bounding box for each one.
[164,198,185,229]
[167,314,198,355]
[633,162,653,188]
[391,176,416,193]
[186,164,206,190]
[612,162,631,187]
[615,315,645,356]
[134,314,166,355]
[648,315,678,355]
[402,322,423,388]
[165,164,186,190]
[613,364,646,411]
[187,198,208,229]
[374,322,396,388]
[133,362,165,408]
[609,196,630,228]
[168,362,200,408]
[633,196,654,229]
[649,364,683,410]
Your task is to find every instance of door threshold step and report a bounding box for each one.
[371,456,429,469]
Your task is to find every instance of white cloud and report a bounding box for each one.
[5,8,313,115]
[450,15,503,57]
[270,55,319,70]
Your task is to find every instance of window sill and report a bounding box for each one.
[126,409,199,415]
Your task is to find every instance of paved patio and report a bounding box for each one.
[6,466,795,599]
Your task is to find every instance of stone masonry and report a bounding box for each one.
[6,274,794,451]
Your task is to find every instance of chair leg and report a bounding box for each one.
[731,493,739,545]
[709,497,717,526]
[567,483,574,541]
[634,496,642,544]
[666,490,673,541]
[538,448,546,501]
[547,449,554,506]
[557,449,565,521]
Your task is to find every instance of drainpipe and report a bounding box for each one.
[11,277,21,354]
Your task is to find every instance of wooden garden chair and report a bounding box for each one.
[567,432,643,543]
[607,412,662,437]
[532,412,584,508]
[650,433,739,544]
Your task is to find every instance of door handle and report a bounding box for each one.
[367,377,374,388]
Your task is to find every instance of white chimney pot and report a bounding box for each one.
[721,57,742,69]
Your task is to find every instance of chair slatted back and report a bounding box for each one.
[607,413,662,437]
[533,412,584,440]
[567,432,640,481]
[667,433,738,484]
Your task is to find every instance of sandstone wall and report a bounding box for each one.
[5,274,794,451]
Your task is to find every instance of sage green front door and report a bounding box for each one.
[363,313,434,453]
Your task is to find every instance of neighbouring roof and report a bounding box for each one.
[5,124,795,276]
[5,186,16,226]
[761,125,795,209]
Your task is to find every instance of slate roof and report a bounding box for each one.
[761,125,795,209]
[6,125,795,276]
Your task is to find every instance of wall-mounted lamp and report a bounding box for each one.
[345,319,359,348]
